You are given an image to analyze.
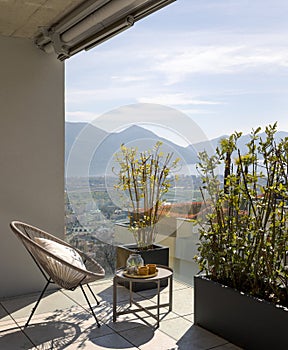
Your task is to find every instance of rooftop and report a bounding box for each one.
[0,278,241,350]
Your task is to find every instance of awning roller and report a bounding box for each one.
[34,0,176,61]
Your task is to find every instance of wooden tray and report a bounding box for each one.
[123,269,158,279]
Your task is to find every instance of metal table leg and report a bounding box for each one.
[113,276,117,322]
[169,274,173,311]
[129,280,132,307]
[157,279,160,328]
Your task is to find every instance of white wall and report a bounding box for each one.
[0,36,64,298]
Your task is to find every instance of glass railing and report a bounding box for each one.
[65,217,200,286]
[113,217,200,286]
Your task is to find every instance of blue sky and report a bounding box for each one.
[65,0,288,142]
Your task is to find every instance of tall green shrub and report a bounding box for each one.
[195,123,288,304]
[114,141,179,249]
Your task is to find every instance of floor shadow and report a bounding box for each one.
[0,287,59,321]
[176,324,230,350]
[0,321,80,350]
[90,321,155,349]
[97,281,169,305]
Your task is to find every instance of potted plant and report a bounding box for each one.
[113,141,179,290]
[193,123,288,349]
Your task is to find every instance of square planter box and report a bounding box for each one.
[116,243,169,292]
[194,275,288,350]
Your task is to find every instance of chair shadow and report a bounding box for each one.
[1,282,160,349]
[1,287,158,349]
[0,321,81,350]
[0,300,113,349]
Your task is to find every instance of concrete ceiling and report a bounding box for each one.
[0,0,86,39]
[0,0,176,60]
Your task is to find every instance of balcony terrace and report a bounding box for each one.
[0,1,273,349]
[0,278,241,350]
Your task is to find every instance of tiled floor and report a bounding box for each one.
[0,279,242,350]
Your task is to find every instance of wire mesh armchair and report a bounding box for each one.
[10,220,105,327]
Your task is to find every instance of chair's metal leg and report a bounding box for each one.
[80,284,101,327]
[25,279,50,327]
[86,283,100,305]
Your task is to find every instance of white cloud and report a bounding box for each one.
[138,93,222,106]
[82,31,288,86]
[66,86,138,104]
[152,45,288,84]
[67,28,288,89]
[111,75,147,82]
[181,108,217,115]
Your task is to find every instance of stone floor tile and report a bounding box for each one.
[0,326,36,350]
[107,319,146,332]
[119,324,178,350]
[61,281,112,306]
[1,289,85,321]
[22,306,114,348]
[0,303,9,319]
[183,313,194,323]
[23,321,80,349]
[98,283,139,304]
[9,301,104,330]
[139,286,193,317]
[77,321,118,341]
[159,316,193,341]
[172,280,192,291]
[0,303,16,329]
[65,333,138,349]
[170,288,194,316]
[137,280,190,298]
[111,298,177,329]
[0,278,241,350]
[0,317,19,330]
[176,325,228,350]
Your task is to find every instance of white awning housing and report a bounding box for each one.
[34,0,176,61]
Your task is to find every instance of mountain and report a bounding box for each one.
[65,122,199,177]
[193,130,288,160]
[65,122,288,177]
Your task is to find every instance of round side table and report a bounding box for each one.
[113,265,173,328]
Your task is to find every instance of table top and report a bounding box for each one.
[115,265,173,282]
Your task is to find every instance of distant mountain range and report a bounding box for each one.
[65,122,288,177]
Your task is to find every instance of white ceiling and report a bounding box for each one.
[0,0,86,39]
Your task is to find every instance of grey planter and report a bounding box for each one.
[116,243,169,292]
[194,275,288,350]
